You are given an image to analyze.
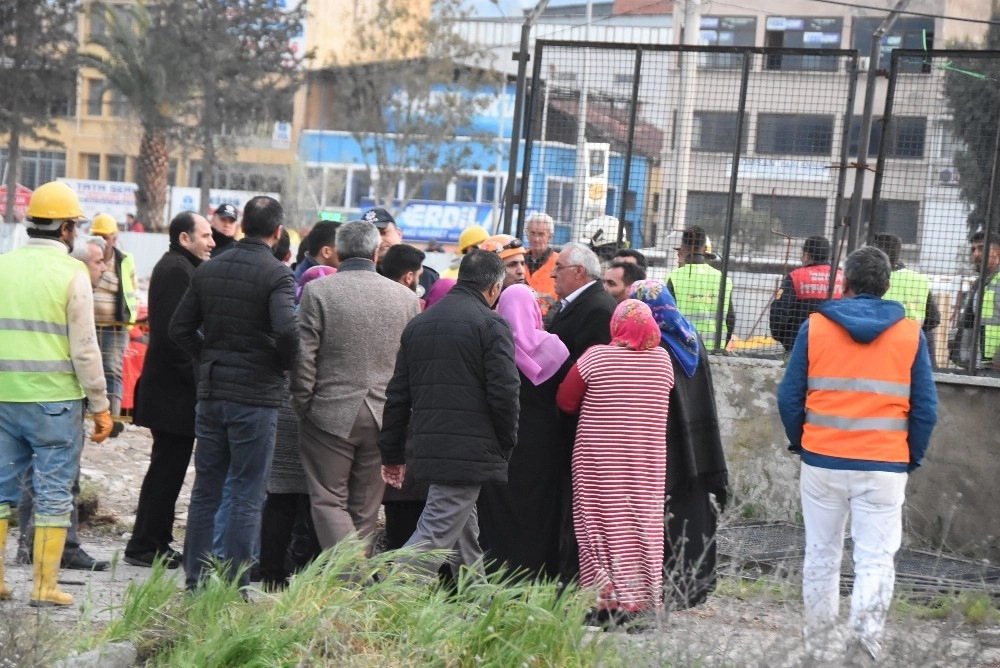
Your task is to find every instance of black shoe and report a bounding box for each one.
[62,547,110,571]
[110,421,125,438]
[124,549,182,569]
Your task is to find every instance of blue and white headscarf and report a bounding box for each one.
[630,279,700,378]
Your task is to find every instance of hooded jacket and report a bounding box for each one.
[777,295,937,473]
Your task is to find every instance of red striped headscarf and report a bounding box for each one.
[609,299,661,351]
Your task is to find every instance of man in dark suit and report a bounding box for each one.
[126,212,215,568]
[546,242,616,580]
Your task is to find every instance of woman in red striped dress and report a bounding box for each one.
[557,299,675,623]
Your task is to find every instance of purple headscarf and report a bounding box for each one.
[295,265,337,303]
[496,284,570,385]
[425,278,457,308]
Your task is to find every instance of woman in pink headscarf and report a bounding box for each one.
[557,299,675,625]
[478,284,570,580]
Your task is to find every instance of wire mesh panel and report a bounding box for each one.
[522,42,858,354]
[872,50,1000,376]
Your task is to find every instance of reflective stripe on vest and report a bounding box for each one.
[883,267,930,324]
[668,263,732,340]
[802,312,919,464]
[0,246,86,402]
[981,271,1000,362]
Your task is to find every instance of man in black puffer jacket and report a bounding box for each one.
[170,195,298,591]
[380,250,519,577]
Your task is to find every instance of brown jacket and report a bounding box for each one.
[290,258,421,437]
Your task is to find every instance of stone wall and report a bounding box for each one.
[711,355,1000,562]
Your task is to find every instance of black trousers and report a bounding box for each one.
[259,492,320,588]
[125,429,194,556]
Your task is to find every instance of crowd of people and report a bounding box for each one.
[0,181,967,660]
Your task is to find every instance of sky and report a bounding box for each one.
[464,0,583,19]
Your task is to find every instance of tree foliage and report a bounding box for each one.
[168,0,311,212]
[328,0,502,213]
[83,2,189,230]
[942,18,1000,235]
[0,0,79,221]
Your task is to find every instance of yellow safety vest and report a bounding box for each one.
[121,251,138,323]
[668,263,733,341]
[0,245,86,402]
[884,267,930,324]
[982,271,1000,362]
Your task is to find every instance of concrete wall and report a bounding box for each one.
[712,356,1000,562]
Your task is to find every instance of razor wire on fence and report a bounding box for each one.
[517,42,1000,374]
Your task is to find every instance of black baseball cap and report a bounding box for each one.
[362,207,395,229]
[216,203,238,220]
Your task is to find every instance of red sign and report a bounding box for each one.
[0,184,33,221]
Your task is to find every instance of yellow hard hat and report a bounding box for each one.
[458,225,490,254]
[90,213,118,235]
[480,234,525,260]
[25,181,83,222]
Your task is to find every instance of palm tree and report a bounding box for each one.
[82,2,188,230]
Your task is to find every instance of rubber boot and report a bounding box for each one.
[0,519,11,600]
[29,526,73,607]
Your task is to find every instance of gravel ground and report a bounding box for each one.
[2,424,998,666]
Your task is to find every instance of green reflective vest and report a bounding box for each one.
[668,263,733,340]
[982,271,1000,362]
[0,245,86,402]
[116,251,138,324]
[884,267,930,324]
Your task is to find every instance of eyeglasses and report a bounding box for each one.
[554,263,580,272]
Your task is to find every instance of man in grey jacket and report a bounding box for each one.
[292,220,421,552]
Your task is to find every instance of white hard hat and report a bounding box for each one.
[579,215,619,245]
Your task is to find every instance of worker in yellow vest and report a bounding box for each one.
[667,226,735,347]
[871,233,941,366]
[89,213,137,431]
[0,181,113,606]
[951,230,1000,372]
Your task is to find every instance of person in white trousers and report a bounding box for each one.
[777,246,938,662]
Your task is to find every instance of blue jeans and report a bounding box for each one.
[213,483,261,561]
[0,400,83,526]
[97,325,127,415]
[184,399,276,590]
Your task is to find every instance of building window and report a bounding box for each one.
[349,171,371,208]
[456,175,478,203]
[86,79,104,116]
[546,179,574,224]
[848,117,926,159]
[109,88,128,117]
[852,18,933,73]
[753,195,827,238]
[323,168,348,208]
[686,191,741,238]
[764,17,842,71]
[756,114,835,155]
[693,111,746,152]
[84,153,101,180]
[168,159,178,187]
[4,150,67,190]
[107,155,126,182]
[89,10,106,37]
[408,174,447,201]
[698,17,756,70]
[842,198,919,244]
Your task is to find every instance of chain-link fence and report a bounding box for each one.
[869,49,1000,375]
[517,42,999,373]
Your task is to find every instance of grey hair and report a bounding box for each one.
[335,220,380,261]
[525,213,555,233]
[844,246,891,297]
[562,242,602,279]
[70,235,105,263]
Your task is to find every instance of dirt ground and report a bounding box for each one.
[2,425,999,666]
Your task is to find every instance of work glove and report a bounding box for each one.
[91,411,113,443]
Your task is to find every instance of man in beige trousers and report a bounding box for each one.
[291,219,421,552]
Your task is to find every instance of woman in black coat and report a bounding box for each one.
[478,284,571,580]
[632,280,729,608]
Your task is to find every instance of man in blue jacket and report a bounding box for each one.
[777,246,937,663]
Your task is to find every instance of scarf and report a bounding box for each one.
[630,279,700,377]
[609,299,661,351]
[496,284,569,385]
[295,265,337,303]
[425,278,457,308]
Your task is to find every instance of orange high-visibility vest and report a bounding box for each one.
[527,250,558,314]
[803,312,919,463]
